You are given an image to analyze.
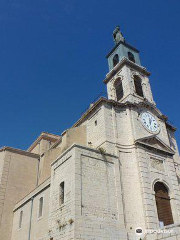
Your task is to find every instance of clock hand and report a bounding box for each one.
[149,118,151,126]
[149,117,152,125]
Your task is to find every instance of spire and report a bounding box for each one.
[113,26,125,45]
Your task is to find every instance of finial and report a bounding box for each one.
[113,26,125,44]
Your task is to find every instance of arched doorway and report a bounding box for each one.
[154,182,174,226]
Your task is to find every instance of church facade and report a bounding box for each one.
[1,27,180,240]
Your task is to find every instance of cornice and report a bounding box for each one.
[28,132,60,152]
[135,141,174,156]
[106,40,139,58]
[135,135,175,156]
[73,97,168,128]
[73,97,107,127]
[0,146,40,158]
[137,101,164,119]
[103,57,151,84]
[14,178,50,211]
[73,97,127,127]
[51,143,118,167]
[51,137,62,149]
[166,122,177,132]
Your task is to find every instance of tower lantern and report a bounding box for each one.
[107,26,141,71]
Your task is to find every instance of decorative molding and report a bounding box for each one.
[51,143,118,167]
[0,146,40,158]
[135,135,175,156]
[103,57,151,84]
[106,40,139,58]
[28,132,60,152]
[131,71,143,79]
[13,178,51,211]
[150,157,165,172]
[73,97,171,129]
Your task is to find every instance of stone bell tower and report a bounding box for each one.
[103,27,180,240]
[104,26,155,106]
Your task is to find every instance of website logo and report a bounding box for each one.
[135,227,143,236]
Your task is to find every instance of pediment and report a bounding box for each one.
[135,136,175,155]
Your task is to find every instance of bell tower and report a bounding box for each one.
[104,26,155,106]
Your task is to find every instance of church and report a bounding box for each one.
[0,27,180,240]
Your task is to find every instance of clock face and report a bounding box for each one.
[141,112,159,133]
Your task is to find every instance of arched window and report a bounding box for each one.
[59,181,65,205]
[128,52,135,63]
[38,197,43,218]
[154,182,174,226]
[134,75,144,97]
[19,210,23,229]
[113,54,119,67]
[114,78,124,101]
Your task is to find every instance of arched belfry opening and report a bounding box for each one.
[154,182,174,226]
[113,54,119,67]
[133,75,144,97]
[114,77,123,101]
[128,52,135,63]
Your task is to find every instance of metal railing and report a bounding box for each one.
[81,92,107,115]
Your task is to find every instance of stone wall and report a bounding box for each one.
[49,144,127,240]
[11,179,50,240]
[0,149,39,240]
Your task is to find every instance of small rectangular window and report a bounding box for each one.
[19,211,23,229]
[38,197,43,218]
[59,182,65,205]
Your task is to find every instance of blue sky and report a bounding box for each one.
[0,0,180,150]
